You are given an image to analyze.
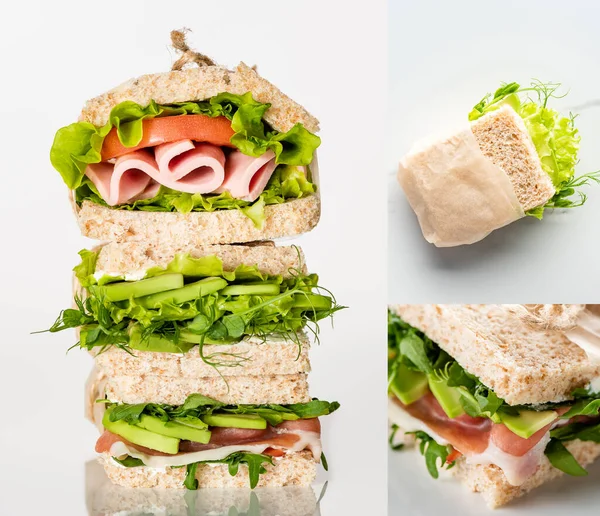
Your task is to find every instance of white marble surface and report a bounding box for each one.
[388,0,600,303]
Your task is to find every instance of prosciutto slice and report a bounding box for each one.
[216,150,277,202]
[95,418,321,458]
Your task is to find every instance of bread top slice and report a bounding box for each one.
[94,241,307,279]
[391,304,599,405]
[471,106,555,211]
[80,62,319,134]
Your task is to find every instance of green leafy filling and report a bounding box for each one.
[45,249,344,368]
[106,394,340,427]
[50,93,321,228]
[468,80,600,218]
[388,309,600,477]
[407,430,455,479]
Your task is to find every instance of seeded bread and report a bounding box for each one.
[93,240,308,278]
[80,62,319,134]
[390,304,599,405]
[76,194,320,246]
[94,333,311,379]
[454,439,600,508]
[471,106,555,211]
[99,450,317,489]
[104,373,310,406]
[86,460,319,516]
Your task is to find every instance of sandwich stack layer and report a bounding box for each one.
[388,304,600,508]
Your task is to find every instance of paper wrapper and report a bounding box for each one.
[398,124,525,247]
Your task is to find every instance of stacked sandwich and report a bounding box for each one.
[47,32,341,491]
[398,81,599,246]
[388,304,600,507]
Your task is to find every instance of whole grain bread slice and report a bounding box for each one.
[86,460,318,515]
[99,450,316,489]
[391,304,599,405]
[75,194,320,246]
[93,333,311,379]
[104,372,310,406]
[453,439,600,508]
[80,62,319,134]
[471,106,555,211]
[93,240,308,278]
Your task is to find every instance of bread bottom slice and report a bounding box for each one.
[453,439,600,508]
[76,195,320,245]
[99,450,317,489]
[104,372,310,405]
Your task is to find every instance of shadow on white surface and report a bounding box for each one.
[389,449,600,515]
[85,461,325,516]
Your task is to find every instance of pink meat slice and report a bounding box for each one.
[155,140,225,193]
[216,150,277,202]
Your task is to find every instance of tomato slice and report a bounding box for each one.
[101,114,235,160]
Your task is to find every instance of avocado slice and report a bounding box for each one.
[427,375,465,419]
[100,274,184,302]
[389,363,428,405]
[137,415,212,444]
[102,408,180,454]
[500,410,558,439]
[137,277,227,307]
[202,413,268,430]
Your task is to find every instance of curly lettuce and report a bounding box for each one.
[50,93,320,227]
[469,81,599,219]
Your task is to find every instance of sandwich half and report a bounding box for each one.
[398,81,598,247]
[50,31,321,245]
[46,241,340,363]
[87,366,338,490]
[388,304,600,508]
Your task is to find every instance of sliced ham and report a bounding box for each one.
[154,140,225,193]
[216,150,277,202]
[95,418,321,458]
[85,141,278,205]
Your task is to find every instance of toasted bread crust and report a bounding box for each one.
[80,63,319,134]
[94,240,308,278]
[471,106,555,211]
[454,439,600,508]
[93,333,311,379]
[105,373,310,405]
[390,304,598,405]
[99,450,317,489]
[76,195,320,246]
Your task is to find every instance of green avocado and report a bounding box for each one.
[500,410,558,439]
[202,413,268,430]
[137,415,212,444]
[389,363,428,405]
[427,375,465,419]
[102,408,180,454]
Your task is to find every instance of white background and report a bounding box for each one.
[0,1,387,514]
[388,0,600,303]
[389,1,600,514]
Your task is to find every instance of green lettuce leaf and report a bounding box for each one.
[407,430,455,479]
[468,81,599,218]
[51,93,320,191]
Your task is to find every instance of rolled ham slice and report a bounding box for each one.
[84,140,275,205]
[217,150,277,202]
[154,140,225,193]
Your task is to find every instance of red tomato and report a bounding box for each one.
[101,114,235,160]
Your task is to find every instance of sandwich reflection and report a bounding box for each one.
[86,461,325,516]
